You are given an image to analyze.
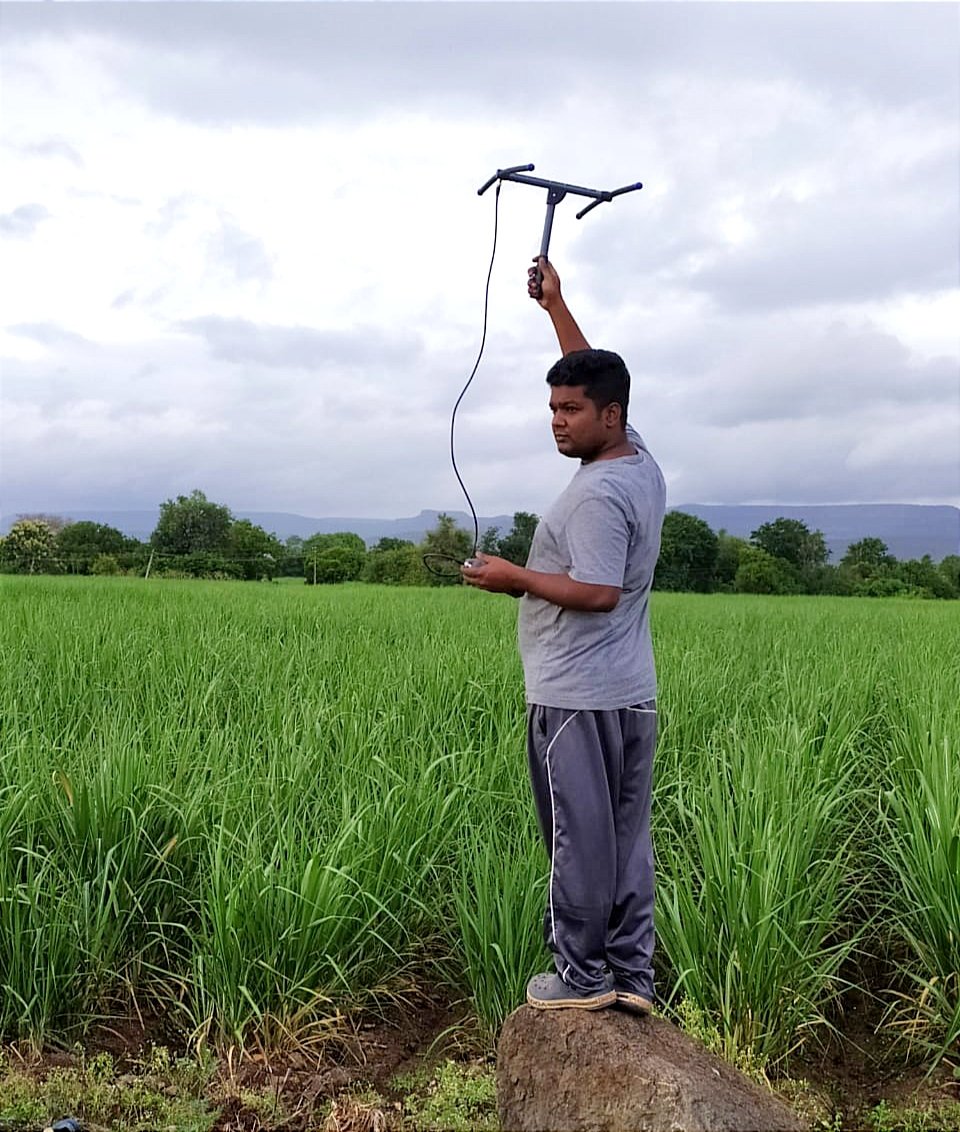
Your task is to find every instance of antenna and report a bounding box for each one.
[478,164,643,293]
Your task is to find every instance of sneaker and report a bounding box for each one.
[613,986,653,1015]
[526,972,617,1011]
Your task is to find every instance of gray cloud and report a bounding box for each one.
[178,316,423,371]
[68,187,142,208]
[688,185,958,312]
[632,316,959,427]
[660,415,959,508]
[143,197,273,284]
[12,137,84,168]
[0,203,51,236]
[574,113,958,315]
[7,323,94,349]
[208,219,273,284]
[112,288,136,309]
[145,194,206,238]
[3,4,955,126]
[112,286,169,311]
[2,318,956,518]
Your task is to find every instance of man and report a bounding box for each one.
[461,257,666,1013]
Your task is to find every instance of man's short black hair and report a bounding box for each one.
[546,349,630,425]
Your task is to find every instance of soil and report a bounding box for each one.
[4,986,957,1131]
[783,990,959,1126]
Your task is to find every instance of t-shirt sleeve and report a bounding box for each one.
[562,493,631,588]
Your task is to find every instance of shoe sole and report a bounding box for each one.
[615,991,653,1015]
[526,989,617,1011]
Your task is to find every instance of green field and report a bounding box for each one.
[1,576,957,1074]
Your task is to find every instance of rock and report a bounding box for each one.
[496,1007,807,1132]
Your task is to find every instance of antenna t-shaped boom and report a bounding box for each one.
[478,164,643,271]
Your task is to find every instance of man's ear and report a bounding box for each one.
[604,402,624,427]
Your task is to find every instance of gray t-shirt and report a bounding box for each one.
[518,426,666,710]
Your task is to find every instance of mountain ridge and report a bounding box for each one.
[2,504,957,562]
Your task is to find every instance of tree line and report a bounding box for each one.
[2,492,957,600]
[655,511,959,600]
[0,491,540,588]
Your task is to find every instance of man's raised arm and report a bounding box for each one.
[527,256,591,355]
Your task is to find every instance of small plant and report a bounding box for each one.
[0,1046,215,1132]
[672,995,771,1084]
[866,1098,960,1132]
[397,1059,497,1131]
[323,1088,389,1131]
[0,1058,46,1127]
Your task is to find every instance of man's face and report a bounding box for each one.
[549,384,616,461]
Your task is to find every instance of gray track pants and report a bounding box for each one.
[526,701,657,1001]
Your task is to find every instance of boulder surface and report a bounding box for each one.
[497,1007,806,1132]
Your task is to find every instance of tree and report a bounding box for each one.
[303,532,366,584]
[279,535,305,577]
[228,519,284,580]
[734,545,799,595]
[855,574,913,598]
[654,511,718,592]
[371,537,412,553]
[152,490,232,556]
[715,530,749,590]
[420,513,472,586]
[362,541,425,586]
[938,555,960,593]
[479,527,501,554]
[56,521,130,574]
[15,512,70,534]
[897,556,958,600]
[497,512,540,566]
[841,537,896,576]
[751,518,829,572]
[309,545,366,584]
[1,519,61,574]
[91,553,120,576]
[804,564,851,596]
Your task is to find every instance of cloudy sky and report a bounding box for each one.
[2,1,958,524]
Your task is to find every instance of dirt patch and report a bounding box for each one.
[216,990,477,1106]
[209,1095,270,1132]
[784,990,959,1125]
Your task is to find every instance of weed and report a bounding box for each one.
[0,1046,214,1132]
[396,1059,497,1131]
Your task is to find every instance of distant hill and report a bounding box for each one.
[670,504,959,563]
[3,504,957,561]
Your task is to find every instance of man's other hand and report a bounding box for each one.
[461,553,525,597]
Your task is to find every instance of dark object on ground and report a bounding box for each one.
[497,1007,806,1132]
[45,1121,82,1132]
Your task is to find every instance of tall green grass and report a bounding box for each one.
[1,576,956,1072]
[877,649,960,1065]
